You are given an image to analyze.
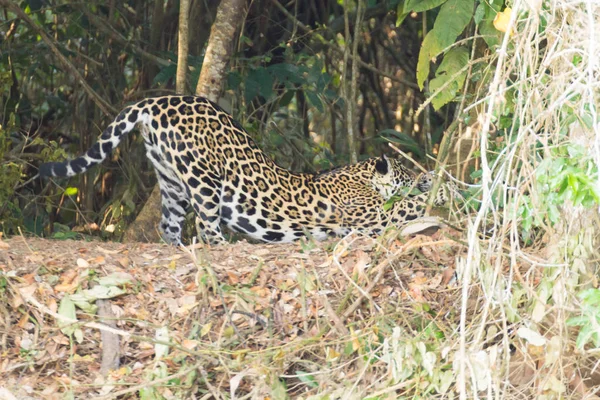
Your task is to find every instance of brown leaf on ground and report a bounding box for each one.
[0,232,464,398]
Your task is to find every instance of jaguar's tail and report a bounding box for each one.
[39,103,147,177]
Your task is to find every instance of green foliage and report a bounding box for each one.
[428,47,469,110]
[0,117,29,234]
[227,57,331,112]
[379,326,454,395]
[567,289,600,349]
[407,0,448,13]
[416,0,474,89]
[380,129,424,157]
[476,1,502,48]
[515,143,599,241]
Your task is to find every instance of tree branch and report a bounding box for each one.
[0,0,117,115]
[269,0,418,89]
[78,6,172,68]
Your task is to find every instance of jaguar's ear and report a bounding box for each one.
[375,154,390,175]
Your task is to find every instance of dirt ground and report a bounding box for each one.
[0,231,462,399]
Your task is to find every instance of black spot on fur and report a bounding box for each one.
[188,177,200,188]
[221,206,233,220]
[200,187,213,196]
[101,142,113,155]
[263,231,285,242]
[237,217,257,233]
[128,109,139,123]
[88,143,102,160]
[375,155,388,174]
[70,157,88,173]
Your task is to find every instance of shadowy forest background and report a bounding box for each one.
[0,0,491,241]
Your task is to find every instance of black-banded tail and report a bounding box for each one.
[39,103,146,177]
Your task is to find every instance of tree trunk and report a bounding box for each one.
[123,0,246,243]
[176,0,190,94]
[195,0,246,100]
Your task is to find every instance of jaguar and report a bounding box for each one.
[39,95,451,244]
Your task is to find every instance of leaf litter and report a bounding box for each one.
[0,230,464,398]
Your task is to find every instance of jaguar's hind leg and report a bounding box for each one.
[156,173,189,245]
[189,175,225,244]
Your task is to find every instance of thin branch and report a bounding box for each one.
[0,0,116,115]
[79,5,172,68]
[269,0,419,89]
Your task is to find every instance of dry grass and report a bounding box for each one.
[454,0,600,398]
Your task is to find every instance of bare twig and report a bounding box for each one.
[269,0,419,89]
[0,0,116,115]
[79,6,172,68]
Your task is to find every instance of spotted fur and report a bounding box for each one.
[39,95,451,244]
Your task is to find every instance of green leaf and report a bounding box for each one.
[566,316,588,326]
[248,68,274,100]
[153,64,177,86]
[227,72,242,90]
[474,3,485,24]
[296,371,319,388]
[379,129,424,157]
[428,47,469,109]
[267,63,303,84]
[64,187,78,196]
[278,90,296,108]
[305,91,324,113]
[396,1,410,26]
[406,0,448,13]
[416,0,474,89]
[576,325,594,349]
[58,294,82,342]
[244,76,260,104]
[478,2,501,48]
[271,378,289,400]
[97,272,134,286]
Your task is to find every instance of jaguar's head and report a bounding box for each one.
[371,154,415,200]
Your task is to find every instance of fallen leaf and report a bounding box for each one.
[227,271,239,284]
[517,327,547,346]
[182,339,198,350]
[76,258,89,268]
[60,270,78,285]
[89,256,105,264]
[55,281,79,293]
[96,246,122,255]
[117,257,131,268]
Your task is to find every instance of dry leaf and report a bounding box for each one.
[76,258,89,268]
[227,271,239,284]
[60,269,78,285]
[493,8,512,34]
[96,246,122,255]
[182,339,199,350]
[89,256,105,264]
